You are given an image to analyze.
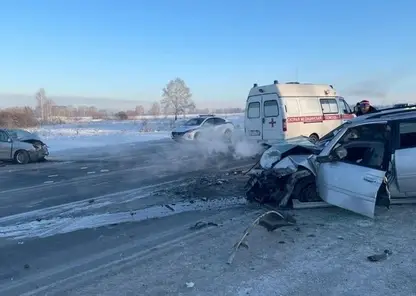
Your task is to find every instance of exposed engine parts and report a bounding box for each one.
[245,168,321,209]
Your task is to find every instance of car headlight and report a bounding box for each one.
[185,130,195,139]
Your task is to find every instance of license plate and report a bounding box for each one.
[249,130,261,136]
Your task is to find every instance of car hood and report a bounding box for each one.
[259,136,320,170]
[171,125,199,133]
[7,129,43,142]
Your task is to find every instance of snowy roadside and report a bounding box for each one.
[25,116,245,158]
[67,204,416,296]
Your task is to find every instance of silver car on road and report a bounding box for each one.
[0,129,49,164]
[250,106,416,218]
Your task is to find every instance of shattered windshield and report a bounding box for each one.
[183,118,205,126]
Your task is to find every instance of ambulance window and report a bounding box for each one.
[299,98,322,115]
[247,102,260,118]
[339,98,352,114]
[264,100,279,117]
[320,99,339,114]
[285,99,300,116]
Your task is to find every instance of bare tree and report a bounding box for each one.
[135,105,145,116]
[35,88,46,120]
[161,78,195,120]
[35,88,55,122]
[149,101,161,116]
[0,106,37,128]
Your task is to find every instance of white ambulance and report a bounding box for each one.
[244,81,354,143]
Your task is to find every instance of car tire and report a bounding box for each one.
[292,173,321,203]
[14,150,30,164]
[223,129,232,142]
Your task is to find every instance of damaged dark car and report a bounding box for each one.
[246,110,416,218]
[0,128,49,164]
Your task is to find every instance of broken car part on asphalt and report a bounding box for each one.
[245,115,416,218]
[227,210,295,265]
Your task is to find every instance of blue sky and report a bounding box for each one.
[0,0,415,109]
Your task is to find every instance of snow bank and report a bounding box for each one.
[23,114,254,159]
[30,122,171,153]
[29,115,245,154]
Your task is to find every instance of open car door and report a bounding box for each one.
[315,122,391,218]
[317,162,385,218]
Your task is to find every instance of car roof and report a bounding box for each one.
[349,109,416,127]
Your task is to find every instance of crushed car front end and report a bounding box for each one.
[16,139,49,161]
[245,137,322,207]
[246,119,400,218]
[7,129,49,162]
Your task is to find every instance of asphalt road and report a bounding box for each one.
[0,139,257,217]
[1,139,414,296]
[0,138,259,295]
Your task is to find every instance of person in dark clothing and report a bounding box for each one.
[353,102,361,114]
[355,100,377,116]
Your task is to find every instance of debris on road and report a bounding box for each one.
[258,211,296,231]
[189,221,218,231]
[227,210,294,265]
[367,249,393,262]
[164,204,175,211]
[185,282,195,288]
[159,170,249,202]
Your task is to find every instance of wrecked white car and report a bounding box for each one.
[246,110,416,218]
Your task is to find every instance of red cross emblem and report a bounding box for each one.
[269,118,276,127]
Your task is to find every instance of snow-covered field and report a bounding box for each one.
[30,114,245,154]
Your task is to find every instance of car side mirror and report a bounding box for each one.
[316,146,347,163]
[315,155,335,163]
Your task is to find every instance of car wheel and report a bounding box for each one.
[223,129,232,142]
[14,150,30,164]
[292,173,321,203]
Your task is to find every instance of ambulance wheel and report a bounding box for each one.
[308,133,319,143]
